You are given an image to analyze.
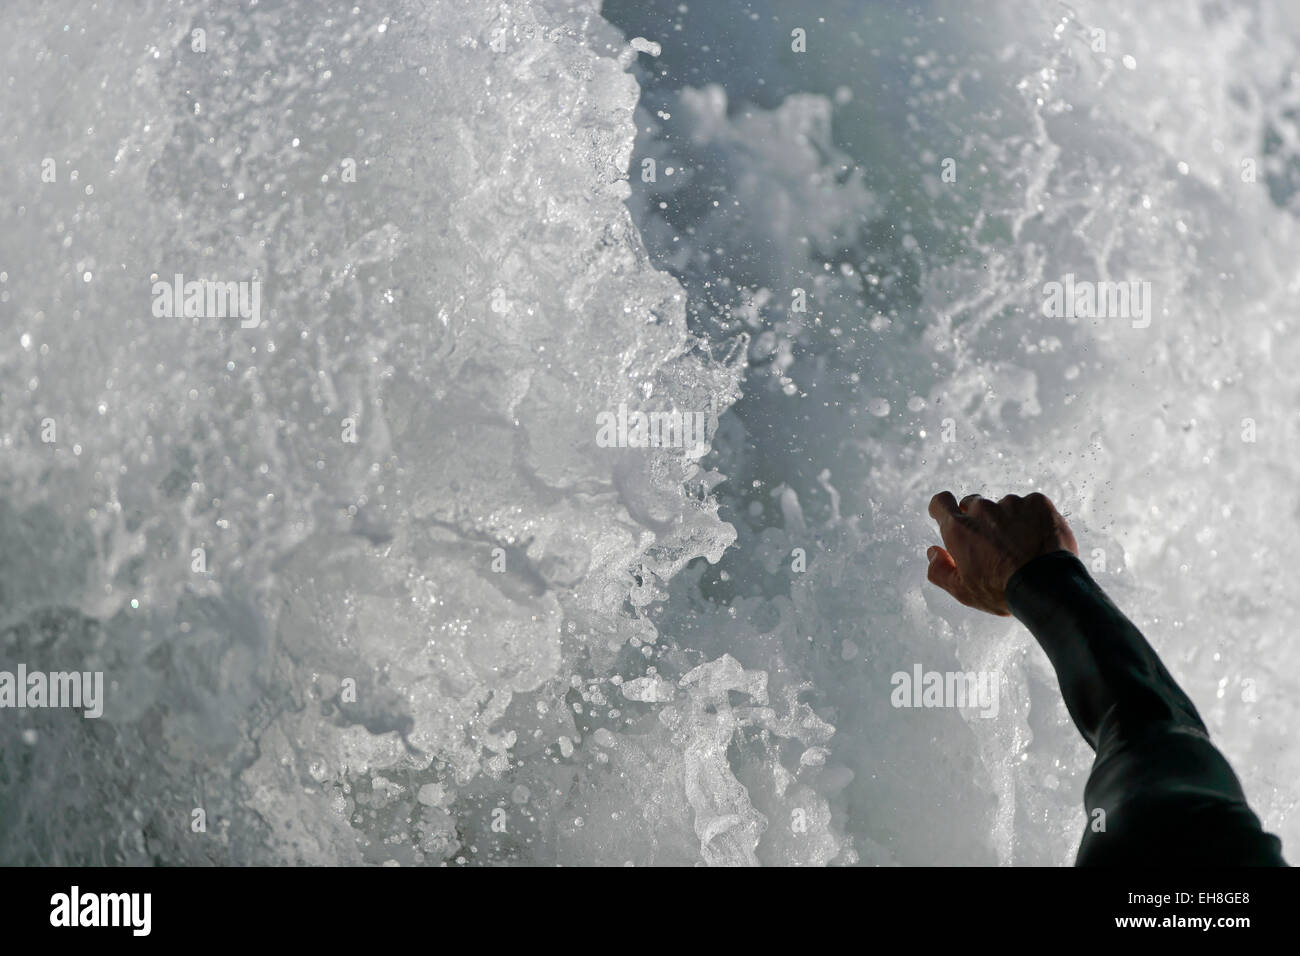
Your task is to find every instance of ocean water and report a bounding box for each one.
[0,0,1296,865]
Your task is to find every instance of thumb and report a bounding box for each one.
[926,545,962,596]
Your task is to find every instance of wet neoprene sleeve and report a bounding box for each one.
[1003,549,1287,866]
[1004,550,1206,750]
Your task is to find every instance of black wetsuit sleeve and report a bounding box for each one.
[1004,550,1205,750]
[1004,550,1287,867]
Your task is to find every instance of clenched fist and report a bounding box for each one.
[926,491,1078,616]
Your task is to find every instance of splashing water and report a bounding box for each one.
[608,0,1300,864]
[0,0,1297,865]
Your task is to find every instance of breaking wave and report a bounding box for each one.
[0,0,1297,865]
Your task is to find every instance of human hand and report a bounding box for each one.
[925,491,1078,616]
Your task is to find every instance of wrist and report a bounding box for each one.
[1005,550,1087,618]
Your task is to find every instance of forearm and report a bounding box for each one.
[1004,551,1207,749]
[927,493,1284,864]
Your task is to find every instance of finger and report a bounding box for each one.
[929,491,962,526]
[959,493,984,512]
[997,494,1022,507]
[932,498,970,557]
